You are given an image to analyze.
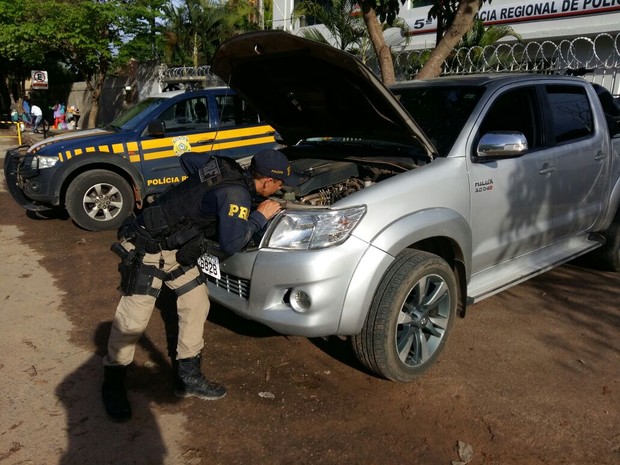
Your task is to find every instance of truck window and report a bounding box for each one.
[215,94,261,127]
[546,85,593,143]
[393,86,484,156]
[479,86,541,149]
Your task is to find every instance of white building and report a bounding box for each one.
[273,0,620,50]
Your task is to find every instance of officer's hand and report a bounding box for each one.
[257,199,281,220]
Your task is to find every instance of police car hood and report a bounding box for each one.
[28,128,111,153]
[212,31,437,158]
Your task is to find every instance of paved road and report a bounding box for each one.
[0,128,18,158]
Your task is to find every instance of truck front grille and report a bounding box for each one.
[206,271,250,300]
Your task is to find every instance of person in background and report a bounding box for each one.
[66,105,82,130]
[31,104,43,133]
[72,106,81,128]
[22,95,31,124]
[52,102,66,129]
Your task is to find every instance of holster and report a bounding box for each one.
[111,242,164,297]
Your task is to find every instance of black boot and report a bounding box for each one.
[175,355,226,400]
[102,365,132,422]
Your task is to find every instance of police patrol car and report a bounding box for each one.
[3,88,276,231]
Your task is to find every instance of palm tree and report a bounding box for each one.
[293,0,366,52]
[448,19,522,73]
[161,0,254,67]
[407,18,522,77]
[293,0,408,65]
[458,19,522,49]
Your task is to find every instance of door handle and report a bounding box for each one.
[594,151,607,161]
[539,164,556,175]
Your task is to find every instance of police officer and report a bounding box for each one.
[102,148,298,422]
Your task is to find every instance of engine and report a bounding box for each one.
[276,158,415,207]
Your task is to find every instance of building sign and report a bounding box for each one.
[31,70,49,90]
[407,0,620,35]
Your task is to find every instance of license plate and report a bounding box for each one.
[197,253,220,279]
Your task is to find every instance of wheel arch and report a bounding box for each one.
[338,209,472,334]
[55,154,146,210]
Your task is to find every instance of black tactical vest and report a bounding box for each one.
[140,156,251,250]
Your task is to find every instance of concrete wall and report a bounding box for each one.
[66,62,161,129]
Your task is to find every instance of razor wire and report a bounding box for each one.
[158,64,225,90]
[159,32,620,94]
[388,32,620,93]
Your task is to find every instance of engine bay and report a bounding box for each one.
[275,156,425,207]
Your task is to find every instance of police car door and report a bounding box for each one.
[138,91,275,198]
[139,94,215,195]
[210,92,276,159]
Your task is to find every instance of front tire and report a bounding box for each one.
[352,250,457,382]
[65,170,134,232]
[593,219,620,271]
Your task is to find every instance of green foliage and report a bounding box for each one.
[457,18,521,48]
[161,0,258,66]
[294,0,366,51]
[427,0,491,40]
[0,0,168,99]
[445,18,522,72]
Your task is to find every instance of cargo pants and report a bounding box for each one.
[104,244,210,367]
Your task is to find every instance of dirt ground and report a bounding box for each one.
[0,135,619,464]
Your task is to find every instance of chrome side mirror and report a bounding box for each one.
[477,131,528,159]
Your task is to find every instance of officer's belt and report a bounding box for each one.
[126,222,168,254]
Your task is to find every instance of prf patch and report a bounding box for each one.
[172,136,191,156]
[228,204,249,220]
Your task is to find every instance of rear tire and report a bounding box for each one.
[352,249,457,382]
[65,170,134,232]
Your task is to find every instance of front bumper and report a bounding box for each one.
[207,235,383,337]
[3,147,55,211]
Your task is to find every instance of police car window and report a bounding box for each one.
[546,85,593,143]
[160,98,210,134]
[215,95,261,127]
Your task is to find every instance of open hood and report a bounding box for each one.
[212,31,437,158]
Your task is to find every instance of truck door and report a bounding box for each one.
[468,85,557,272]
[544,84,608,238]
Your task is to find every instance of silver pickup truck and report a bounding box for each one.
[205,31,620,382]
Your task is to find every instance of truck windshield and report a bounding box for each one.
[107,97,170,131]
[392,86,484,156]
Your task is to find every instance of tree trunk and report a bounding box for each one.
[86,70,106,129]
[415,0,482,80]
[193,31,199,68]
[361,2,395,85]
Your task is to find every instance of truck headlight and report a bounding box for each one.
[266,205,366,250]
[33,155,59,169]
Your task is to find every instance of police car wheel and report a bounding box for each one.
[66,170,134,232]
